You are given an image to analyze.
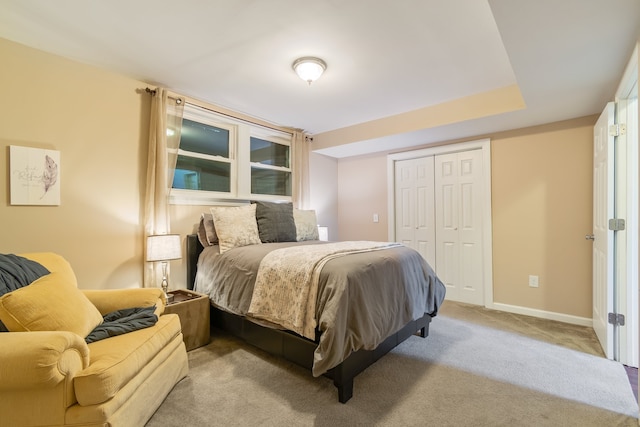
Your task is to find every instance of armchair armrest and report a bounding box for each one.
[0,331,89,390]
[82,288,166,316]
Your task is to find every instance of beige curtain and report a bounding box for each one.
[143,88,184,288]
[291,130,310,209]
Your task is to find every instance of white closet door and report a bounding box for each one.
[394,157,436,267]
[435,150,484,304]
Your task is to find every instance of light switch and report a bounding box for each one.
[373,213,379,223]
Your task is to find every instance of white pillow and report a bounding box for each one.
[210,204,262,253]
[293,208,319,241]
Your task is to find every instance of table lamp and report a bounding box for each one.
[146,234,181,303]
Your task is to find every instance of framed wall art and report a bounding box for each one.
[10,145,61,206]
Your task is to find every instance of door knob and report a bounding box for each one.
[585,234,595,241]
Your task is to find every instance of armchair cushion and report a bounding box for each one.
[75,313,182,406]
[83,288,166,316]
[0,271,103,337]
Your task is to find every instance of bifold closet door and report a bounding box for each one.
[435,150,484,305]
[394,156,436,268]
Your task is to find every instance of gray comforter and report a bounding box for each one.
[194,241,446,376]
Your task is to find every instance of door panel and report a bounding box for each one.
[461,183,474,228]
[394,157,436,268]
[435,150,484,305]
[592,102,615,359]
[441,241,458,295]
[395,161,415,243]
[442,184,456,229]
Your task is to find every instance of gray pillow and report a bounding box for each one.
[253,201,297,243]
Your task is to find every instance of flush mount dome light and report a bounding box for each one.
[293,57,326,85]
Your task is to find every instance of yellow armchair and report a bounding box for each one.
[83,287,167,317]
[0,253,188,427]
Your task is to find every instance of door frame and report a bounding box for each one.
[615,43,639,367]
[387,138,494,307]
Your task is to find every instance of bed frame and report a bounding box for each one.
[186,234,432,403]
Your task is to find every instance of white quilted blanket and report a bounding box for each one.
[247,241,401,339]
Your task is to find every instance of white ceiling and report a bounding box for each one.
[1,0,638,158]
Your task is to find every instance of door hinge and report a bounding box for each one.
[609,123,627,137]
[608,313,626,326]
[608,218,626,231]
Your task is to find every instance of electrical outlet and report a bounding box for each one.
[529,275,539,288]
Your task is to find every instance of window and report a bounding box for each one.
[170,103,292,204]
[173,118,232,193]
[249,133,291,197]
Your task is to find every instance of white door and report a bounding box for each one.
[615,77,638,368]
[592,102,615,359]
[394,157,436,267]
[435,150,484,305]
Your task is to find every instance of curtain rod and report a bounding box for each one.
[145,87,183,104]
[144,87,305,136]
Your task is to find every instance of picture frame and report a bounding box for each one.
[9,145,61,206]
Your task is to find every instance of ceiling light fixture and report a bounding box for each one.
[292,57,326,85]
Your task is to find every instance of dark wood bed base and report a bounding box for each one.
[186,234,432,403]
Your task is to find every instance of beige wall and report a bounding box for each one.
[336,116,596,318]
[0,38,151,289]
[337,153,389,241]
[309,152,339,241]
[491,118,595,318]
[313,85,526,151]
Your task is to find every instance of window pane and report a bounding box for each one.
[251,167,291,196]
[173,155,230,192]
[250,137,289,167]
[180,119,229,157]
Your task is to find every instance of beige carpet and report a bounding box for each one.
[146,301,638,426]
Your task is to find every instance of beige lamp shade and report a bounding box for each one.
[146,234,182,262]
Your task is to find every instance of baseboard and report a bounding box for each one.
[487,302,593,327]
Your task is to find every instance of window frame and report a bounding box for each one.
[170,102,293,205]
[246,125,292,199]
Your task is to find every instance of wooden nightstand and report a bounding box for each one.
[164,289,210,351]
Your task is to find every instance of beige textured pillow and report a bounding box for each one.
[294,208,320,241]
[210,204,262,253]
[0,272,103,337]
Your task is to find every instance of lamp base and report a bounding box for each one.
[161,275,174,304]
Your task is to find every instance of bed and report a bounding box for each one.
[186,202,446,403]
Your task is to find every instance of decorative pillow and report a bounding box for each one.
[253,201,297,243]
[210,204,262,253]
[0,253,50,297]
[0,272,103,337]
[294,208,320,241]
[197,213,215,247]
[199,213,217,245]
[0,253,50,332]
